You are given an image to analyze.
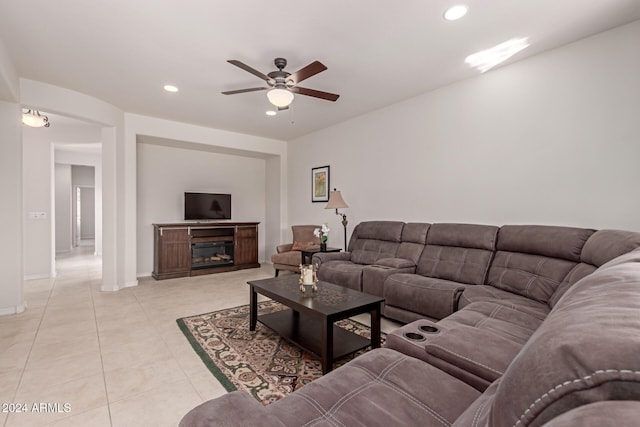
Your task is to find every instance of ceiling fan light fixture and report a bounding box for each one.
[265,110,277,116]
[267,88,294,108]
[21,109,50,128]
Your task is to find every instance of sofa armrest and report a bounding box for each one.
[374,257,416,269]
[385,274,465,320]
[312,251,351,267]
[276,243,293,254]
[362,264,416,298]
[424,325,523,383]
[179,391,286,427]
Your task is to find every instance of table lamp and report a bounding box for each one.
[325,188,349,251]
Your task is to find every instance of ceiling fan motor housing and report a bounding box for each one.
[268,58,292,87]
[274,57,287,70]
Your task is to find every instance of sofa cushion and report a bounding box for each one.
[540,401,640,427]
[482,249,640,427]
[265,348,481,427]
[362,264,416,299]
[375,257,415,269]
[547,263,597,308]
[548,230,640,308]
[316,260,366,291]
[486,225,595,306]
[451,379,500,427]
[351,220,405,242]
[349,221,404,264]
[396,222,430,264]
[487,251,577,305]
[179,391,286,427]
[291,240,318,251]
[424,325,522,385]
[580,229,640,267]
[458,285,550,320]
[416,223,498,286]
[312,251,351,267]
[271,250,302,266]
[351,240,402,265]
[440,300,547,346]
[291,224,322,244]
[427,223,498,251]
[496,225,594,262]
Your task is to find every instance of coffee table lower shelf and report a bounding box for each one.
[258,309,371,361]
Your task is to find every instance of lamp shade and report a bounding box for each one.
[267,88,294,107]
[325,190,349,210]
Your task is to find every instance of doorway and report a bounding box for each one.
[75,185,95,247]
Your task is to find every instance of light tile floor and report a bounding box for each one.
[1,248,400,427]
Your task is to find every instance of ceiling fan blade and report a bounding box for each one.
[292,86,340,102]
[227,60,273,83]
[221,87,268,95]
[287,61,327,85]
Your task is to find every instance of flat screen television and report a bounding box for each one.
[184,192,231,220]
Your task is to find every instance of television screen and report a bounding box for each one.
[184,192,231,220]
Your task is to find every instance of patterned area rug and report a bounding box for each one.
[177,300,385,405]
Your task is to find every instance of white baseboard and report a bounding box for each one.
[100,280,138,292]
[0,303,26,316]
[123,280,138,288]
[24,273,50,281]
[137,272,152,278]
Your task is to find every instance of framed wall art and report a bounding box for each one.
[311,165,330,202]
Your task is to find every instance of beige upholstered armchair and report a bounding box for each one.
[271,225,321,276]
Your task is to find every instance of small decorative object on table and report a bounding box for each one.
[298,264,318,293]
[313,223,330,251]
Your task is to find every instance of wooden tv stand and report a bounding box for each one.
[152,222,260,280]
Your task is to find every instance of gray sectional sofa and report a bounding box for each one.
[180,221,640,427]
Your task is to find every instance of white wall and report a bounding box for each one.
[0,101,24,314]
[136,142,267,276]
[22,127,53,278]
[0,38,18,102]
[288,20,640,247]
[54,164,72,253]
[265,155,284,262]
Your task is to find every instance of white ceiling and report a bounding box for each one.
[2,1,640,141]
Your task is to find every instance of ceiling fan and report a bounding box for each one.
[222,57,340,109]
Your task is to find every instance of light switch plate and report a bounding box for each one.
[28,212,47,219]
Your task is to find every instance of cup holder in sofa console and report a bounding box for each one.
[403,332,426,341]
[419,325,439,334]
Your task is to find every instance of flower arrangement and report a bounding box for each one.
[313,223,330,245]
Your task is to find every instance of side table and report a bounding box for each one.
[301,247,341,265]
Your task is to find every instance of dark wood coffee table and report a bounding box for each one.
[248,275,384,374]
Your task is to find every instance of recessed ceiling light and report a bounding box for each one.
[265,110,277,116]
[465,37,530,73]
[444,5,468,21]
[163,85,179,93]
